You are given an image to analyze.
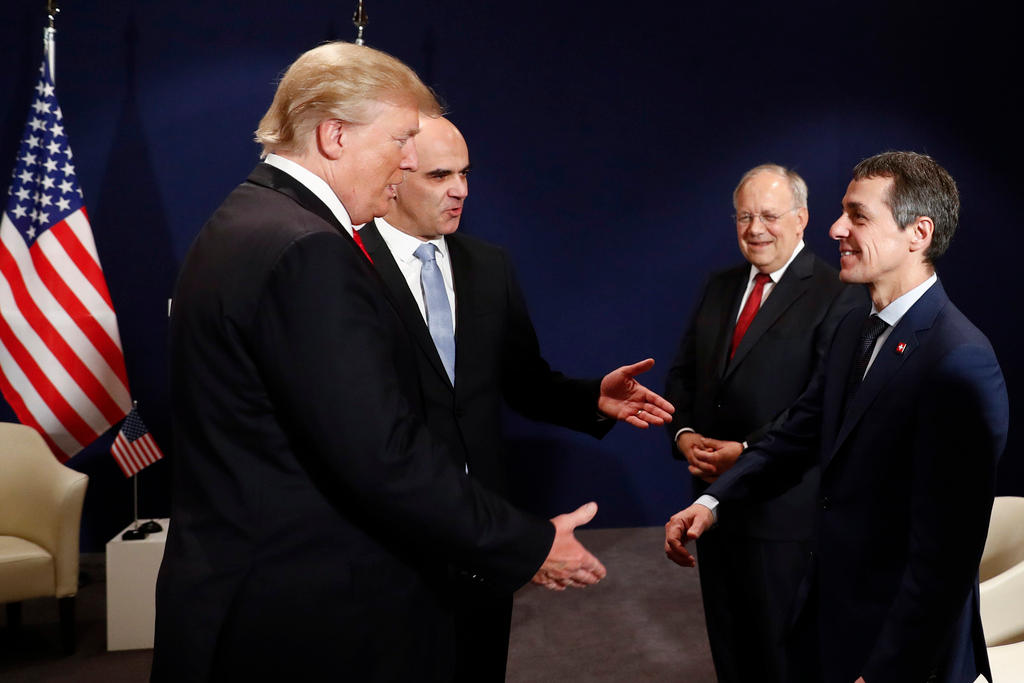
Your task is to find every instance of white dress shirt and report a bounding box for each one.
[374,217,457,327]
[263,154,356,237]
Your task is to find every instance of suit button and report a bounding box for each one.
[820,496,831,511]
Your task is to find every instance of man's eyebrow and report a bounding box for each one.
[426,168,453,178]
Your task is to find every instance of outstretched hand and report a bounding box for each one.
[597,358,675,428]
[532,502,607,590]
[664,504,714,567]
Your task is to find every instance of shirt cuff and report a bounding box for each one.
[694,494,719,525]
[673,427,695,442]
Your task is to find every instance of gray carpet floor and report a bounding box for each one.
[0,526,715,682]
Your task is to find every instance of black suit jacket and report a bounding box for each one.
[152,164,554,683]
[665,247,865,538]
[359,220,612,496]
[707,280,1009,682]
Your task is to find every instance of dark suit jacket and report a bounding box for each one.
[665,247,865,538]
[359,220,612,496]
[151,164,554,683]
[706,279,1009,683]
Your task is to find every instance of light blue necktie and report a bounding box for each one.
[414,243,455,383]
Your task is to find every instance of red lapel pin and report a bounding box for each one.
[896,342,907,354]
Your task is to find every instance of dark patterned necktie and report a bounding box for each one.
[846,314,889,402]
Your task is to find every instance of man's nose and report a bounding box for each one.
[401,140,418,172]
[829,218,847,239]
[450,176,468,200]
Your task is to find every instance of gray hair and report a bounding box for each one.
[733,164,808,210]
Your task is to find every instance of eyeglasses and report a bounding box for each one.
[733,207,799,227]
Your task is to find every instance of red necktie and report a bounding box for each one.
[351,228,373,264]
[729,272,771,359]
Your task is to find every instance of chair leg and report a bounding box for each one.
[58,596,75,654]
[5,602,22,630]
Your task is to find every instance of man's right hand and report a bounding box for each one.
[531,502,607,591]
[664,504,714,567]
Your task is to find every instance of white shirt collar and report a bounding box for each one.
[746,240,805,284]
[375,217,451,264]
[873,273,938,327]
[263,153,355,237]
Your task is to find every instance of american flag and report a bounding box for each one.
[111,406,164,477]
[0,38,131,461]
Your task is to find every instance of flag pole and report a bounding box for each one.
[352,1,368,45]
[45,0,59,79]
[121,400,147,540]
[121,474,146,540]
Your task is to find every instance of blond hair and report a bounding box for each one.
[255,41,440,156]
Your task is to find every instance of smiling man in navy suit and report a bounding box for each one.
[665,151,1009,683]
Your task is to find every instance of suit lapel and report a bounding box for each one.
[360,221,454,389]
[447,236,472,384]
[826,280,948,465]
[725,248,815,377]
[713,268,748,378]
[248,164,350,241]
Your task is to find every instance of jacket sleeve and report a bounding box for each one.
[663,277,712,458]
[497,250,612,439]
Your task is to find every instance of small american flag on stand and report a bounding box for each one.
[111,406,164,477]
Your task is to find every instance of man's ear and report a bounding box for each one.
[795,206,809,234]
[908,216,934,255]
[316,119,345,160]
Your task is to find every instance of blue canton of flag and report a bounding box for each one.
[4,62,85,243]
[1,39,132,461]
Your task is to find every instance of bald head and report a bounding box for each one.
[384,116,471,240]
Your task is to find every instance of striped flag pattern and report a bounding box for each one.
[0,39,131,460]
[111,407,164,477]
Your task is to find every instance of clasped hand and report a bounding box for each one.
[676,432,743,482]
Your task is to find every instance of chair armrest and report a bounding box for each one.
[981,560,1024,647]
[53,469,88,597]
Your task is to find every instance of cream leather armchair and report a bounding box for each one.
[980,496,1024,682]
[0,422,89,653]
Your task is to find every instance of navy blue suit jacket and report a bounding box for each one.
[706,279,1008,683]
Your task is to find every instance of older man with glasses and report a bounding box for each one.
[663,164,865,683]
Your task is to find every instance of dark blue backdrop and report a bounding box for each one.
[2,1,1020,551]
